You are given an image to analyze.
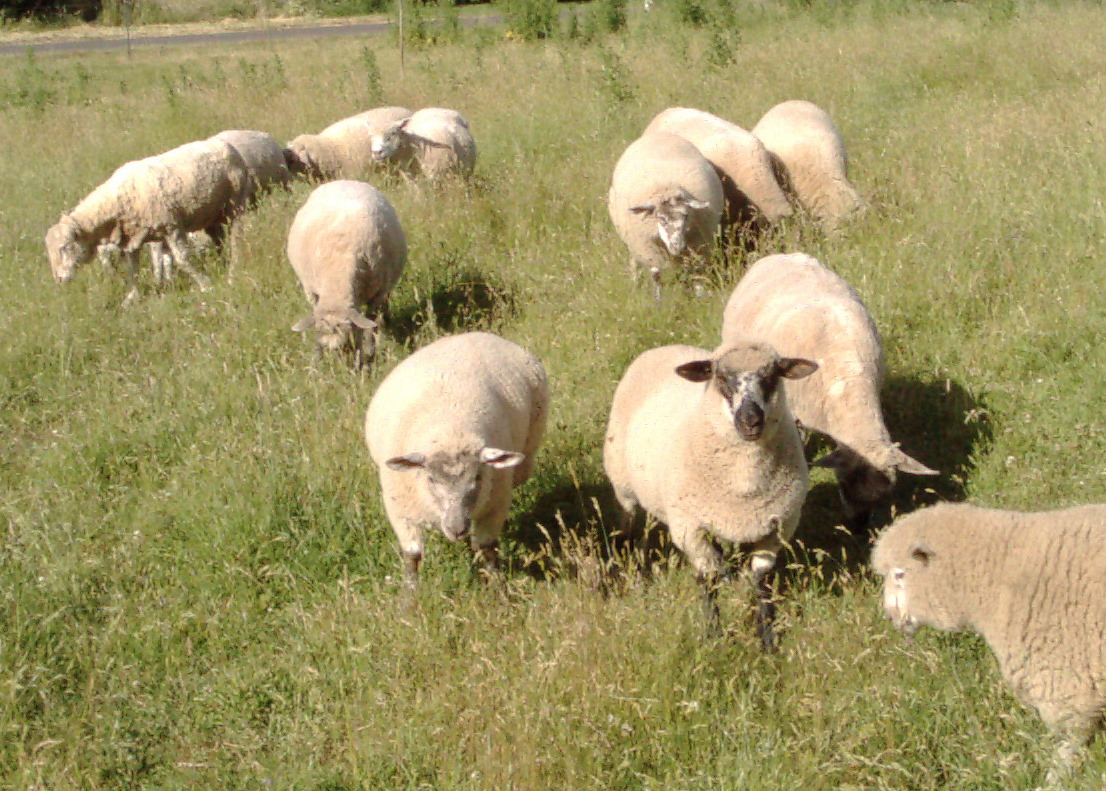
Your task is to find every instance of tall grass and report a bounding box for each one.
[2,1,1106,788]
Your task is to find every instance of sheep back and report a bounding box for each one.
[752,100,864,229]
[645,107,792,225]
[397,107,478,179]
[212,129,291,196]
[286,179,407,317]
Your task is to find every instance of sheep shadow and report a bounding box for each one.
[388,263,517,345]
[781,373,992,587]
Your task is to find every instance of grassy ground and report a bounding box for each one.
[2,0,1106,788]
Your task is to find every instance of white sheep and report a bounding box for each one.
[751,100,865,230]
[365,331,549,587]
[45,137,251,307]
[285,106,413,181]
[603,339,817,648]
[212,129,292,199]
[872,501,1106,787]
[607,131,724,300]
[286,180,407,368]
[721,252,936,530]
[369,107,478,180]
[644,107,792,232]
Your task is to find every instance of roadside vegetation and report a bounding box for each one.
[2,0,1106,788]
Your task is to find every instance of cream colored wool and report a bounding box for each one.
[285,106,412,180]
[872,502,1106,785]
[369,107,477,180]
[751,100,864,229]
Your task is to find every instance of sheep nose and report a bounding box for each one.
[734,401,765,441]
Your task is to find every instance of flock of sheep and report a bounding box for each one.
[43,96,1106,786]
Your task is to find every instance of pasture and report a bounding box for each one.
[2,0,1106,787]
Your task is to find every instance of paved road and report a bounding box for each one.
[0,15,501,57]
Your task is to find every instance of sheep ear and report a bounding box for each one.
[386,452,426,471]
[479,447,525,469]
[344,308,378,331]
[777,357,818,380]
[291,315,315,332]
[890,447,939,476]
[674,360,713,382]
[684,197,710,210]
[910,544,933,565]
[629,203,655,215]
[811,448,847,470]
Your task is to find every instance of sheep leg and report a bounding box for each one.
[697,571,724,638]
[677,526,727,637]
[119,249,141,309]
[474,542,502,587]
[750,551,779,653]
[649,266,663,302]
[165,232,211,292]
[1041,724,1092,789]
[399,548,421,613]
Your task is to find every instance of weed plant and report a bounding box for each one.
[2,1,1106,788]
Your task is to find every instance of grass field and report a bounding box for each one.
[2,0,1106,788]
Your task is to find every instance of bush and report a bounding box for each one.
[502,0,556,40]
[0,0,102,21]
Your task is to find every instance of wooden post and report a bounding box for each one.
[398,0,405,72]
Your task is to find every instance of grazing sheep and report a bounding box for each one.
[286,180,407,368]
[644,107,792,232]
[212,129,292,199]
[872,502,1106,787]
[751,100,865,230]
[607,131,724,300]
[45,138,251,307]
[603,339,817,649]
[285,106,413,180]
[369,107,478,180]
[365,332,549,587]
[721,253,936,530]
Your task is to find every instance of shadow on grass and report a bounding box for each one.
[781,373,992,588]
[389,263,517,346]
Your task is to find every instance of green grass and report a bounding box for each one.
[3,1,1106,788]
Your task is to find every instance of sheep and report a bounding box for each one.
[365,331,549,588]
[751,100,865,230]
[721,252,937,530]
[285,106,413,181]
[45,137,251,307]
[369,107,478,180]
[643,107,792,234]
[602,339,817,649]
[872,501,1106,787]
[607,131,724,300]
[286,180,407,368]
[212,129,292,199]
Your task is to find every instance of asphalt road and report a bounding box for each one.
[0,15,501,57]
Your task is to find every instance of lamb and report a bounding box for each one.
[365,331,549,588]
[872,502,1106,787]
[643,107,792,233]
[285,106,413,180]
[607,131,724,300]
[369,107,478,180]
[286,180,407,368]
[721,252,936,530]
[751,100,865,230]
[603,339,817,649]
[45,137,251,307]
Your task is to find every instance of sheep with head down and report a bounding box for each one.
[722,252,937,530]
[286,180,406,368]
[607,131,724,300]
[752,100,865,230]
[872,501,1106,788]
[365,332,549,589]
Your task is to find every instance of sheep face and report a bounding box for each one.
[370,121,407,162]
[291,308,379,367]
[675,343,817,441]
[385,447,525,541]
[630,191,710,257]
[45,219,95,283]
[873,524,965,635]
